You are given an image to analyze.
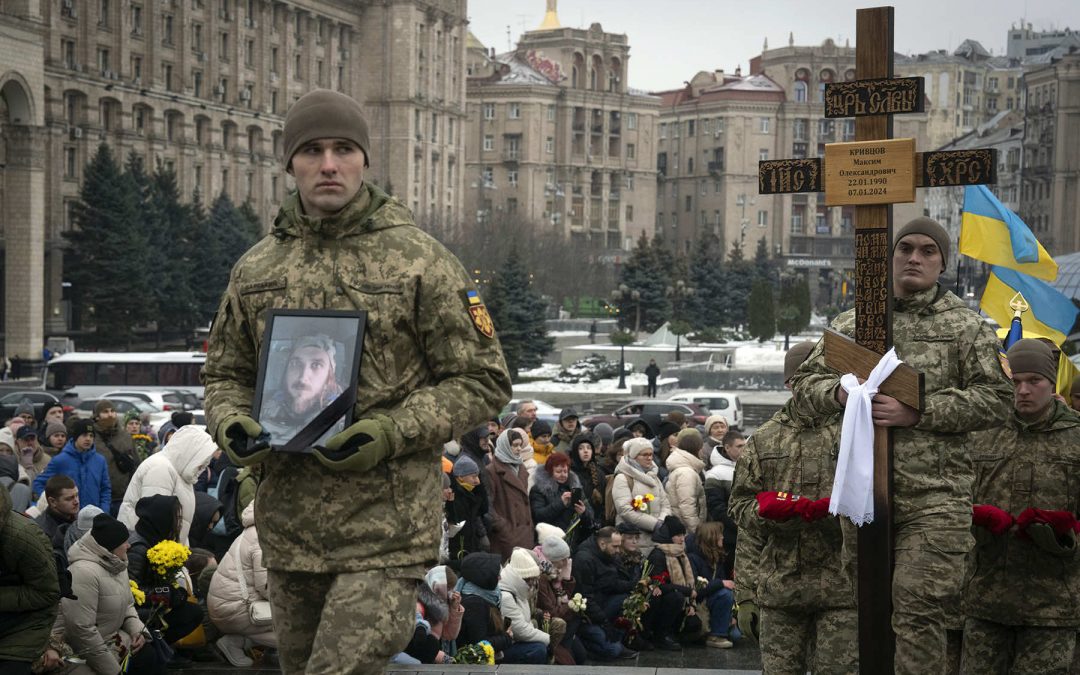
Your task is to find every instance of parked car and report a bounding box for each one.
[147,410,206,436]
[101,389,198,412]
[71,397,171,430]
[582,400,708,430]
[501,399,561,426]
[666,391,744,430]
[0,390,65,423]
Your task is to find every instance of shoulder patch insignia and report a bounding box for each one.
[461,289,495,339]
[998,351,1012,379]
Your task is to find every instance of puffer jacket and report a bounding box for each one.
[208,503,271,637]
[529,467,593,538]
[611,456,671,544]
[0,454,31,513]
[63,532,145,675]
[498,565,549,646]
[0,484,59,662]
[665,448,706,533]
[728,401,853,609]
[117,425,217,544]
[202,183,512,574]
[31,440,111,511]
[964,401,1080,626]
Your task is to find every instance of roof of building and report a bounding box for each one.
[655,72,785,107]
[494,52,558,86]
[938,110,1023,151]
[1050,250,1080,301]
[467,31,487,52]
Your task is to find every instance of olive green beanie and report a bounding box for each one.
[283,89,371,169]
[1005,338,1057,384]
[894,216,950,271]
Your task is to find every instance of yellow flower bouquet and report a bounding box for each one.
[452,640,495,664]
[143,540,191,630]
[631,493,656,513]
[129,580,146,606]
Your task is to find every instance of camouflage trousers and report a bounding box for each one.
[961,616,1076,674]
[759,607,858,675]
[266,568,418,675]
[892,522,971,675]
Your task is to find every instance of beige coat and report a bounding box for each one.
[207,503,275,644]
[665,448,707,533]
[612,456,671,553]
[62,533,145,675]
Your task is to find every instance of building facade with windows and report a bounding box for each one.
[0,0,467,348]
[463,13,659,253]
[656,37,928,308]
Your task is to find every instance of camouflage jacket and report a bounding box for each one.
[964,400,1080,626]
[789,284,1013,527]
[728,400,855,610]
[202,183,512,574]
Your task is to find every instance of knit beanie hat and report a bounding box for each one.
[68,418,94,440]
[452,454,480,477]
[624,437,653,459]
[123,409,141,426]
[93,399,114,418]
[530,420,552,439]
[508,547,540,579]
[676,427,703,454]
[616,521,641,535]
[15,399,34,418]
[171,411,194,429]
[283,89,371,169]
[656,421,680,441]
[666,411,686,428]
[592,422,614,446]
[558,407,579,423]
[894,216,950,271]
[91,514,129,551]
[652,515,687,544]
[535,522,566,544]
[77,505,105,531]
[443,440,461,457]
[541,536,571,562]
[704,415,728,436]
[785,341,817,382]
[45,421,67,439]
[1006,338,1057,384]
[612,427,633,444]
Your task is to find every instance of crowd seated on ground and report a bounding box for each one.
[3,398,741,669]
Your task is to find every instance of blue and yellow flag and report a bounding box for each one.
[960,185,1058,281]
[995,325,1080,396]
[981,266,1079,346]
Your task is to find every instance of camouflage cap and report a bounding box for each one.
[1006,338,1057,384]
[895,216,950,271]
[283,89,371,169]
[784,341,817,382]
[292,334,337,364]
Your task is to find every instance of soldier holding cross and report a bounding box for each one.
[790,216,1013,675]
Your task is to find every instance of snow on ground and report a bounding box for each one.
[733,344,786,368]
[518,363,563,379]
[548,330,591,337]
[514,373,680,394]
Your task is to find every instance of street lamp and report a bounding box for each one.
[610,329,636,390]
[736,193,756,245]
[610,284,642,334]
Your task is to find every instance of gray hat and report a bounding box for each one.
[1006,338,1057,384]
[895,216,950,271]
[541,536,571,561]
[14,399,34,418]
[592,422,614,446]
[283,89,371,169]
[452,454,480,477]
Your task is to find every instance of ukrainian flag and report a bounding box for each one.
[960,185,1058,281]
[981,266,1079,346]
[994,325,1080,395]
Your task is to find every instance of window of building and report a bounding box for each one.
[547,105,556,121]
[687,119,695,136]
[684,195,692,212]
[627,143,635,159]
[163,63,173,90]
[626,112,637,130]
[293,53,301,79]
[545,137,554,154]
[131,55,142,80]
[659,123,667,139]
[62,40,76,68]
[791,208,804,234]
[483,135,493,152]
[193,70,203,97]
[316,59,324,85]
[626,205,633,222]
[134,106,146,134]
[431,113,438,142]
[508,103,521,119]
[130,4,142,34]
[625,174,635,191]
[794,80,808,102]
[758,210,769,227]
[793,118,808,141]
[508,170,518,186]
[483,103,495,120]
[220,31,229,59]
[760,117,770,133]
[97,47,111,73]
[162,15,174,44]
[687,157,694,173]
[245,39,254,66]
[759,148,769,161]
[482,166,493,186]
[64,147,77,178]
[98,0,109,27]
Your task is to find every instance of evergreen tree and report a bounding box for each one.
[687,234,728,330]
[199,193,261,324]
[775,275,813,349]
[748,279,776,343]
[795,276,813,330]
[753,236,777,283]
[725,239,754,328]
[614,233,672,333]
[147,163,199,332]
[65,144,152,339]
[485,247,554,381]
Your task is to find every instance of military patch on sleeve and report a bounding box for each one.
[998,351,1012,379]
[461,289,495,339]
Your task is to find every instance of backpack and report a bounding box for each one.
[211,465,244,541]
[603,473,634,526]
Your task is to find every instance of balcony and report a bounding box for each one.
[502,149,521,163]
[707,161,723,175]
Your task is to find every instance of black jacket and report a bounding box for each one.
[529,467,592,539]
[456,553,511,652]
[445,480,489,562]
[127,494,182,589]
[685,533,727,597]
[573,536,635,623]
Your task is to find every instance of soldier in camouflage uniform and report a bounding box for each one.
[963,339,1080,673]
[730,341,857,675]
[790,217,1013,675]
[202,89,512,674]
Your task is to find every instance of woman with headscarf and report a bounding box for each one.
[529,453,591,551]
[611,438,671,555]
[703,415,729,456]
[485,428,534,561]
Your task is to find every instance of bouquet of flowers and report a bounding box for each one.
[695,576,709,593]
[129,580,146,606]
[143,540,191,630]
[631,493,656,513]
[131,433,155,461]
[568,593,587,614]
[452,641,495,664]
[615,561,661,637]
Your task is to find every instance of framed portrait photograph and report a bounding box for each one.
[250,309,366,453]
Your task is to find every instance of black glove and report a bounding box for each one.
[216,414,270,467]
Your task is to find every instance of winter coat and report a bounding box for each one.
[665,448,706,533]
[529,467,593,541]
[531,438,555,466]
[202,183,512,574]
[499,566,549,646]
[486,458,534,560]
[93,420,139,503]
[573,535,636,625]
[0,483,59,662]
[189,491,224,552]
[31,440,111,511]
[685,533,728,598]
[964,401,1080,626]
[126,494,182,590]
[117,425,217,545]
[33,508,73,546]
[457,554,512,652]
[727,401,852,609]
[704,449,738,552]
[569,450,608,521]
[446,479,489,562]
[63,532,145,675]
[611,456,671,542]
[533,548,577,624]
[551,424,582,456]
[0,454,31,513]
[208,503,274,641]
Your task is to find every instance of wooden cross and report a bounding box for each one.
[757,7,996,672]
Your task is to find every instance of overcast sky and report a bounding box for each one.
[466,0,1080,92]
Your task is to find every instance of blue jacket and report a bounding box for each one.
[32,440,111,510]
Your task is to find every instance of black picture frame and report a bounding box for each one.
[250,309,366,454]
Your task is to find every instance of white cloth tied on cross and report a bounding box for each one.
[829,347,903,526]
